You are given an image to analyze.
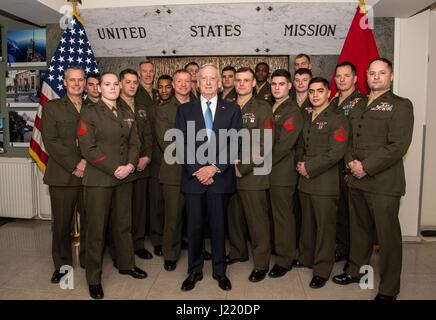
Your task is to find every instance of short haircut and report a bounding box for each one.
[86,73,100,81]
[184,61,200,69]
[294,68,312,78]
[198,63,220,78]
[271,69,292,82]
[222,66,236,74]
[309,77,329,89]
[158,74,173,82]
[235,67,255,79]
[119,68,139,80]
[255,62,270,72]
[99,72,118,83]
[369,57,393,72]
[139,60,154,68]
[336,61,357,75]
[64,66,84,78]
[172,69,191,79]
[295,53,311,63]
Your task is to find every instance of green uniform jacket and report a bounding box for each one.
[155,95,185,186]
[270,97,303,187]
[135,85,161,179]
[254,82,274,105]
[345,91,414,196]
[83,97,98,108]
[236,96,272,191]
[78,100,140,187]
[118,97,153,179]
[297,106,349,196]
[330,89,366,117]
[299,97,313,120]
[220,88,237,103]
[41,95,83,186]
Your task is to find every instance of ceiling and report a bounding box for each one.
[0,0,435,27]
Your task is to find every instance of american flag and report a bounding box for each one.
[29,13,99,169]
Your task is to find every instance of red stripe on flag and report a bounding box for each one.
[30,139,49,164]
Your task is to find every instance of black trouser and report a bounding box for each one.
[185,191,229,277]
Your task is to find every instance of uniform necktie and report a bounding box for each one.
[204,100,213,141]
[111,107,118,118]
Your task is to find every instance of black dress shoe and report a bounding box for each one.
[80,264,85,269]
[375,293,396,300]
[181,272,203,291]
[88,284,104,299]
[248,269,267,282]
[292,259,304,268]
[332,273,360,285]
[112,259,118,269]
[119,267,147,279]
[135,248,153,259]
[268,264,291,278]
[226,255,249,265]
[213,274,232,291]
[164,260,177,271]
[154,245,163,256]
[50,270,67,284]
[203,250,212,260]
[309,276,327,289]
[334,251,349,262]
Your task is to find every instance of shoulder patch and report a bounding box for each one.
[283,116,296,131]
[334,124,347,142]
[77,119,88,136]
[263,114,274,129]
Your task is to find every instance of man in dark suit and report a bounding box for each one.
[175,64,242,291]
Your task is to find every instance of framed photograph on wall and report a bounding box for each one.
[7,28,46,67]
[5,69,46,107]
[0,117,4,153]
[8,110,36,147]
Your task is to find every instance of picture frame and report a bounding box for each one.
[5,69,46,107]
[7,28,46,67]
[8,110,36,147]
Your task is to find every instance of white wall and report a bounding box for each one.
[394,10,429,236]
[421,9,436,227]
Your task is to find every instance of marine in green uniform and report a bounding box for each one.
[332,58,414,300]
[295,77,349,289]
[330,62,366,264]
[267,69,303,278]
[78,72,147,300]
[185,62,201,100]
[290,53,313,101]
[135,60,163,258]
[84,73,100,107]
[226,67,273,282]
[41,66,87,283]
[220,66,237,103]
[117,69,153,260]
[155,69,192,272]
[157,74,174,104]
[254,62,274,105]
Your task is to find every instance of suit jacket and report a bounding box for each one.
[345,91,414,196]
[155,95,185,186]
[269,97,303,187]
[135,85,161,179]
[296,106,349,196]
[41,95,83,186]
[118,97,153,179]
[175,97,243,194]
[78,100,140,187]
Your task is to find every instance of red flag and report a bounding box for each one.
[329,4,379,99]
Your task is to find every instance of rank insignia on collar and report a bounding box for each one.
[316,120,327,130]
[371,101,393,111]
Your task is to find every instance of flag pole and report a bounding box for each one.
[67,0,83,241]
[359,0,366,13]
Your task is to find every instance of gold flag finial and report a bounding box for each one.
[67,0,82,17]
[359,0,366,13]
